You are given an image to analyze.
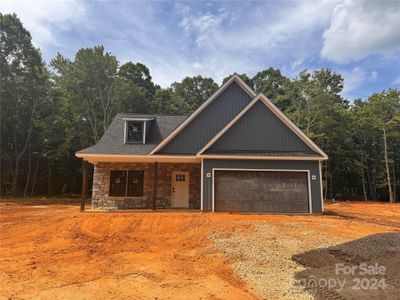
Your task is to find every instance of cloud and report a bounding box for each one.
[341,67,367,99]
[0,0,88,49]
[321,0,400,63]
[392,77,400,86]
[290,58,304,70]
[369,71,378,81]
[177,1,336,53]
[180,9,228,48]
[169,1,338,84]
[1,0,397,99]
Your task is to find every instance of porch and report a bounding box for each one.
[91,162,201,210]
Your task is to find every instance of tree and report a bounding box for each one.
[118,62,157,113]
[222,73,254,89]
[359,90,400,202]
[151,88,190,115]
[283,69,354,200]
[0,13,49,196]
[170,76,218,113]
[1,13,398,202]
[51,46,119,144]
[252,67,292,110]
[119,62,156,96]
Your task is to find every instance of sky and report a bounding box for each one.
[1,0,400,100]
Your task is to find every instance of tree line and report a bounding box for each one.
[1,13,399,202]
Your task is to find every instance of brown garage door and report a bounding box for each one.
[214,170,309,213]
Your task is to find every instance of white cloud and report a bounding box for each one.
[177,1,336,53]
[169,1,338,85]
[321,0,400,63]
[290,58,304,70]
[369,71,378,81]
[392,77,400,86]
[180,11,228,47]
[0,0,88,49]
[341,67,366,98]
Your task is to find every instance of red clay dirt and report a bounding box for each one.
[0,200,399,299]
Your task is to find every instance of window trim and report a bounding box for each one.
[124,121,145,144]
[109,170,144,197]
[122,118,154,145]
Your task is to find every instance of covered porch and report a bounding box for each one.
[80,155,202,210]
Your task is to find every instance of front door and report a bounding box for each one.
[171,172,189,208]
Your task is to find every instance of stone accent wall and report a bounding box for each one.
[157,163,201,209]
[92,162,201,210]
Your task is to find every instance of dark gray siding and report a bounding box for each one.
[202,159,323,213]
[157,82,252,154]
[206,101,316,155]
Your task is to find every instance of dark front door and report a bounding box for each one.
[214,170,309,213]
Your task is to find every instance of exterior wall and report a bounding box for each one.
[92,162,200,209]
[206,101,315,154]
[157,82,252,154]
[202,159,323,213]
[156,163,201,209]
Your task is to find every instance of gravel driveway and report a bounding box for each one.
[212,203,400,299]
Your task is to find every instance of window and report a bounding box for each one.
[109,171,127,197]
[126,121,143,143]
[127,171,144,197]
[109,171,144,197]
[175,174,186,182]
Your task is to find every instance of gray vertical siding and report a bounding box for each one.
[202,159,323,213]
[157,81,252,154]
[206,101,316,154]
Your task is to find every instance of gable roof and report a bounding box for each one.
[149,74,256,154]
[77,113,187,155]
[197,94,328,159]
[76,75,327,161]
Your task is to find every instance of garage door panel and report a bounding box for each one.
[214,170,309,213]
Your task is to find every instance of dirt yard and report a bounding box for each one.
[1,200,399,299]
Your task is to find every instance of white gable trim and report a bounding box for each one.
[196,94,328,159]
[149,74,256,154]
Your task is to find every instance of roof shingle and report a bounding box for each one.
[78,113,187,155]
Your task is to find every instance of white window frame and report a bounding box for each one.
[123,118,153,144]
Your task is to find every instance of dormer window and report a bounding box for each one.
[123,117,154,144]
[126,121,143,143]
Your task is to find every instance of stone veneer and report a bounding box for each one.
[92,162,201,210]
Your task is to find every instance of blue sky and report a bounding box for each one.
[2,0,400,100]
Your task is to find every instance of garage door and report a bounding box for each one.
[214,170,309,213]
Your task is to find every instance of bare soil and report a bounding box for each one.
[0,200,399,299]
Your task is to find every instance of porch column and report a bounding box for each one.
[152,162,158,210]
[80,160,89,212]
